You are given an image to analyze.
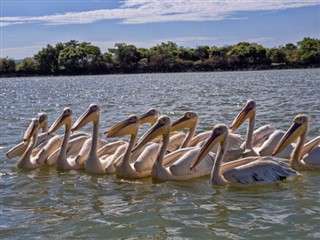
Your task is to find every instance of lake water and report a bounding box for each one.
[1,69,319,239]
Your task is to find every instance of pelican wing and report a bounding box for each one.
[223,160,299,185]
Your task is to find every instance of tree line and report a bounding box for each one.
[1,37,319,77]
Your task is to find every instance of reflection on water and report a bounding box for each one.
[1,69,319,239]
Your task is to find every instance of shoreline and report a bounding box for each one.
[1,64,320,78]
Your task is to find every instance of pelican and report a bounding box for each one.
[46,107,92,170]
[229,100,293,159]
[106,115,155,178]
[140,108,187,152]
[16,118,42,169]
[132,116,214,181]
[6,113,50,159]
[100,108,164,174]
[301,136,320,165]
[273,114,320,170]
[171,111,243,151]
[70,104,119,174]
[190,124,299,186]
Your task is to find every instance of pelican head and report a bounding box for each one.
[171,111,199,131]
[132,115,171,153]
[230,100,256,132]
[139,108,159,125]
[23,118,40,145]
[190,124,228,170]
[48,107,72,135]
[273,114,309,156]
[71,104,100,132]
[38,113,48,132]
[105,115,140,138]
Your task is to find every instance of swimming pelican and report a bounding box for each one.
[106,115,155,178]
[301,136,320,165]
[229,100,293,159]
[190,124,299,186]
[171,111,243,152]
[273,114,320,170]
[16,118,42,169]
[70,104,114,174]
[6,113,50,159]
[100,108,163,174]
[46,107,92,170]
[132,116,214,181]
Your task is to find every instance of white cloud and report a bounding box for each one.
[1,0,319,27]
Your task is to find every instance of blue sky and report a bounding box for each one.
[1,0,320,59]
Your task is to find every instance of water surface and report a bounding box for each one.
[1,69,320,239]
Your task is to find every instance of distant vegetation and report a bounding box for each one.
[1,37,319,77]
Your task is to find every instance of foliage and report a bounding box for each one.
[0,57,16,74]
[16,57,39,73]
[2,37,319,76]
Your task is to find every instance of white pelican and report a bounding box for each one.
[100,108,163,174]
[301,136,320,165]
[16,118,42,169]
[171,111,243,151]
[46,107,92,170]
[140,108,187,152]
[6,113,50,159]
[273,114,320,170]
[70,104,116,174]
[229,100,293,159]
[105,114,188,178]
[106,115,156,178]
[190,124,299,186]
[132,116,214,181]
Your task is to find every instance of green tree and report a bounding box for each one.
[34,44,62,73]
[16,57,39,73]
[297,37,320,64]
[267,48,286,63]
[0,57,16,74]
[108,43,141,72]
[281,43,299,63]
[58,40,102,73]
[195,46,209,63]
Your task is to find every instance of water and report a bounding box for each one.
[1,69,319,239]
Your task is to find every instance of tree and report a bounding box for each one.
[16,57,39,73]
[227,42,268,66]
[297,37,320,64]
[108,43,141,72]
[267,48,286,63]
[0,57,16,74]
[195,46,209,63]
[58,40,102,73]
[34,44,61,73]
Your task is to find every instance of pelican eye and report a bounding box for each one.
[129,116,137,122]
[149,109,155,114]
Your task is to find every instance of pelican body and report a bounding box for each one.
[273,114,320,170]
[190,124,299,186]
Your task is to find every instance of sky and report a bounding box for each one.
[1,0,320,59]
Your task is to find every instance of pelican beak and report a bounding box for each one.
[171,115,190,131]
[190,129,224,170]
[139,109,158,125]
[272,122,302,156]
[105,115,139,138]
[71,106,97,132]
[132,118,167,153]
[48,111,70,135]
[23,119,39,145]
[230,104,253,132]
